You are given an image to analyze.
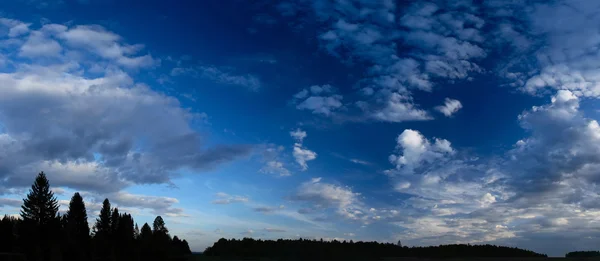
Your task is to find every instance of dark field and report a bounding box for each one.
[188,256,600,261]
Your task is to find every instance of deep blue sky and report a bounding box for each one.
[1,0,600,257]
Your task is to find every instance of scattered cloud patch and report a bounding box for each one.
[259,160,291,177]
[212,192,249,205]
[264,228,286,233]
[171,65,262,91]
[289,129,307,143]
[435,98,463,117]
[292,177,373,222]
[293,85,343,116]
[289,129,317,171]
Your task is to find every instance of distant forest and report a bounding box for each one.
[0,172,191,261]
[565,251,600,257]
[204,238,547,260]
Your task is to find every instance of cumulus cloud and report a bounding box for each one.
[435,98,463,117]
[293,85,343,116]
[0,18,252,194]
[212,192,249,205]
[292,177,374,222]
[388,129,454,175]
[0,18,31,38]
[372,93,431,122]
[378,89,600,255]
[289,129,317,171]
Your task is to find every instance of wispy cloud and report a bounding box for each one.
[171,65,262,91]
[435,98,463,117]
[212,192,250,205]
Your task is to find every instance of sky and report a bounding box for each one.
[2,0,600,257]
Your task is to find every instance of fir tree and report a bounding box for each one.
[110,207,120,236]
[66,192,90,260]
[94,198,112,238]
[20,172,59,225]
[66,192,90,240]
[140,223,152,240]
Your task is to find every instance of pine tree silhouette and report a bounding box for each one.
[20,172,59,225]
[65,192,90,261]
[19,172,60,261]
[93,198,113,260]
[111,207,120,237]
[1,174,196,261]
[95,198,112,238]
[140,223,152,240]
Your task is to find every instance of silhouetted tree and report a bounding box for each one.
[110,207,120,237]
[152,216,168,235]
[1,173,195,261]
[95,198,112,238]
[151,216,171,261]
[0,215,19,253]
[19,172,60,261]
[566,251,600,257]
[139,223,153,261]
[64,192,90,261]
[140,223,152,240]
[203,238,548,260]
[93,198,113,261]
[20,172,59,226]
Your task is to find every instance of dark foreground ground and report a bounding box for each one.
[188,255,600,261]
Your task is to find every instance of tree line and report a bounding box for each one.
[565,251,600,258]
[0,172,191,261]
[204,238,547,260]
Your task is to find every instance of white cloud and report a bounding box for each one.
[288,1,487,122]
[289,129,316,171]
[349,158,371,165]
[388,129,454,174]
[108,191,186,217]
[292,177,369,221]
[293,144,317,171]
[19,31,62,57]
[212,192,249,205]
[259,160,291,177]
[60,25,157,68]
[0,18,31,38]
[293,85,343,116]
[258,144,292,176]
[289,128,307,143]
[435,98,463,117]
[372,93,431,122]
[0,18,252,193]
